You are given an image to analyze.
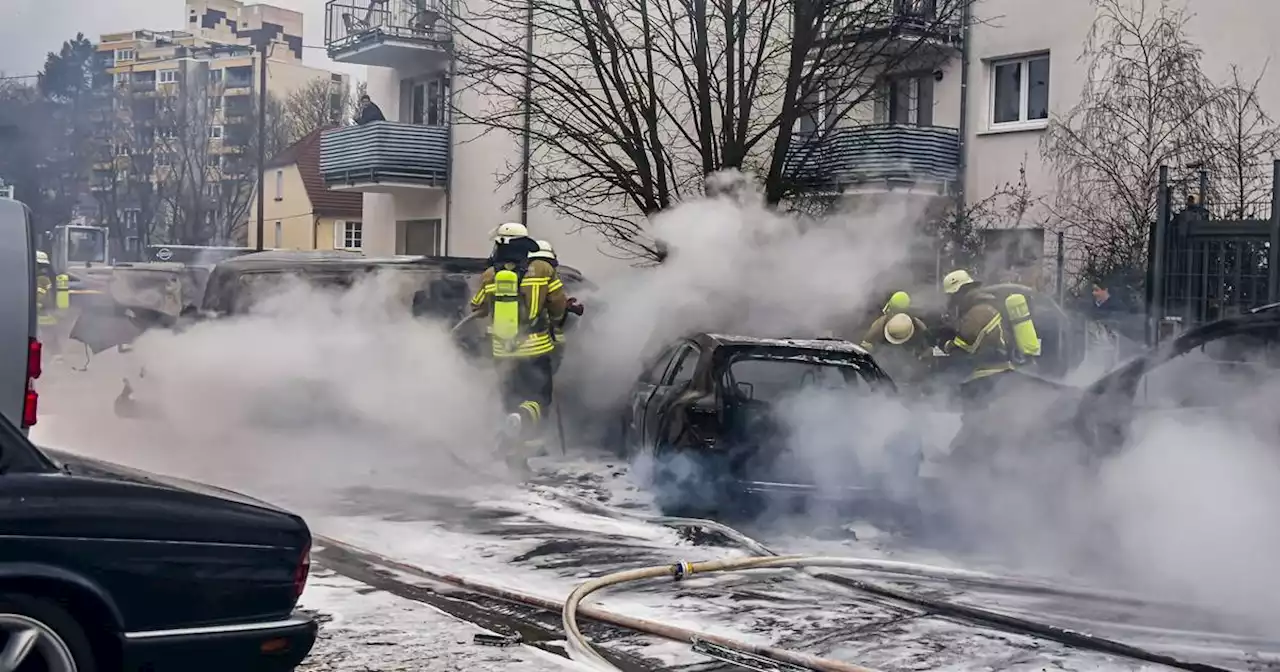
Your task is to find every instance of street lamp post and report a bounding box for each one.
[255,37,268,251]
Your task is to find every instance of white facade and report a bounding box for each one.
[322,0,1280,278]
[961,0,1280,220]
[322,1,622,277]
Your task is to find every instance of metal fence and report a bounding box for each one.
[325,0,450,53]
[1149,161,1280,336]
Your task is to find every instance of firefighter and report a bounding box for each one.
[34,251,56,326]
[470,223,568,451]
[868,312,934,386]
[940,269,1041,402]
[859,290,913,350]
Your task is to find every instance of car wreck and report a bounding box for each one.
[622,333,922,516]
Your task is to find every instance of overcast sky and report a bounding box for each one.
[0,0,364,80]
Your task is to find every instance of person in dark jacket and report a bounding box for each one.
[353,95,385,125]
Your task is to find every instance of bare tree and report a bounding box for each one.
[931,159,1040,273]
[452,0,969,261]
[151,69,288,245]
[282,76,356,141]
[1206,65,1280,220]
[1041,0,1223,285]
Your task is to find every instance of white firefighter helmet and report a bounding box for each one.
[942,269,975,295]
[884,313,915,345]
[528,239,556,260]
[35,250,50,266]
[491,222,528,244]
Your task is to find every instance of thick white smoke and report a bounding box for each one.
[35,172,1280,641]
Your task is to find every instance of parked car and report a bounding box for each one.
[945,303,1280,482]
[621,333,918,515]
[0,413,317,671]
[0,198,38,435]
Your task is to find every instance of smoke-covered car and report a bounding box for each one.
[944,303,1280,486]
[622,333,922,516]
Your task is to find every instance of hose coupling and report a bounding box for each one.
[672,561,694,581]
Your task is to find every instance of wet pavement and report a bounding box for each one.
[48,448,1280,671]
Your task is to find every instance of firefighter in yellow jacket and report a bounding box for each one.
[940,269,1041,402]
[470,223,568,449]
[859,290,914,350]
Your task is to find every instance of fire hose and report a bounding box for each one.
[547,491,1234,672]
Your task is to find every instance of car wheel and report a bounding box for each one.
[0,593,98,672]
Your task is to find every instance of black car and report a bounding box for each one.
[946,303,1280,483]
[622,333,912,515]
[0,415,317,671]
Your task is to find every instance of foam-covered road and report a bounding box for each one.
[33,361,1280,671]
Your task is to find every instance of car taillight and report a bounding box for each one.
[27,339,41,380]
[22,339,41,428]
[293,543,310,599]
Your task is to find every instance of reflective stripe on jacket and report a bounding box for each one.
[950,293,1014,381]
[470,259,566,358]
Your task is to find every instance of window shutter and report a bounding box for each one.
[333,221,343,249]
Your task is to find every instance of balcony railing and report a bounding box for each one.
[784,124,959,189]
[320,121,448,190]
[824,0,962,46]
[325,0,451,66]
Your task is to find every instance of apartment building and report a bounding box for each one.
[318,0,627,276]
[318,0,1280,278]
[797,0,1280,280]
[91,0,350,253]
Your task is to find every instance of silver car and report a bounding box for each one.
[0,198,38,433]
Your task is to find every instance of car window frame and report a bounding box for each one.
[639,344,682,384]
[663,342,702,387]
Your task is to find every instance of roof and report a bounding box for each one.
[266,128,363,219]
[702,333,871,355]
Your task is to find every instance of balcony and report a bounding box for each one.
[784,124,959,191]
[320,121,448,192]
[325,0,450,70]
[823,0,962,54]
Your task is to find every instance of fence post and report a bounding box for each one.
[1055,230,1065,304]
[1148,165,1170,347]
[1269,160,1280,303]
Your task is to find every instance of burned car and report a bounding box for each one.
[622,333,922,516]
[943,303,1280,490]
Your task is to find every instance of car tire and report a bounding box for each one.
[0,593,98,672]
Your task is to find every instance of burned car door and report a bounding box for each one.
[641,342,702,451]
[626,344,681,451]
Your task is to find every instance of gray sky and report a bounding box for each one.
[0,0,364,80]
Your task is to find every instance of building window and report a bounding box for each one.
[274,221,282,247]
[209,125,223,140]
[208,96,222,112]
[113,71,131,87]
[336,221,362,250]
[114,49,136,63]
[124,236,139,253]
[877,73,934,126]
[410,76,449,126]
[158,69,179,84]
[123,209,140,228]
[274,169,283,200]
[209,69,223,84]
[990,53,1050,128]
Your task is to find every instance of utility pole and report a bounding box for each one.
[255,36,268,250]
[518,0,533,227]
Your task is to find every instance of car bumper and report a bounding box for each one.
[121,612,317,672]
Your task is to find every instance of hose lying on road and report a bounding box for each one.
[313,536,879,672]
[563,556,878,672]
[539,489,1184,609]
[546,490,1235,672]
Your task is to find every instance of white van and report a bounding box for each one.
[0,198,40,433]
